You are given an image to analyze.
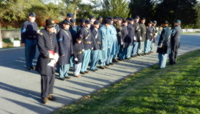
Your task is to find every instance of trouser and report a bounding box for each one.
[144,40,150,54]
[81,49,91,72]
[150,41,155,52]
[41,66,55,98]
[25,39,37,68]
[70,56,74,68]
[99,58,107,67]
[131,42,139,56]
[119,47,127,59]
[74,63,82,76]
[90,50,100,70]
[106,48,113,64]
[138,41,145,54]
[169,47,178,64]
[58,64,70,78]
[158,54,168,69]
[113,44,121,59]
[126,46,133,58]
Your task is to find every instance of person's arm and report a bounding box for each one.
[57,31,65,56]
[37,32,49,57]
[158,29,166,46]
[21,23,27,45]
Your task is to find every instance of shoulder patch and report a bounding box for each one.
[38,31,43,35]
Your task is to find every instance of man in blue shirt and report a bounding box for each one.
[21,12,38,71]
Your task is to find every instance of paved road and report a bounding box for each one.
[0,34,200,114]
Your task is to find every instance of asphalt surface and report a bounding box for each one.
[0,33,200,114]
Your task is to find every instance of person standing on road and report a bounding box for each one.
[21,12,38,71]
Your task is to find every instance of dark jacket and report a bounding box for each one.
[91,28,102,50]
[21,21,38,43]
[171,25,182,49]
[157,26,171,54]
[36,29,58,75]
[114,23,123,45]
[57,29,73,65]
[140,23,146,41]
[133,22,141,42]
[73,42,84,64]
[127,23,135,46]
[78,27,92,50]
[69,25,78,44]
[146,26,154,40]
[121,25,129,48]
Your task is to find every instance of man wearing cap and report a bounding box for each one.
[131,16,141,57]
[90,21,102,71]
[79,20,93,74]
[90,15,96,30]
[59,13,73,28]
[139,18,147,56]
[145,21,154,55]
[69,19,79,68]
[97,16,103,25]
[157,21,171,69]
[151,20,158,53]
[113,17,123,61]
[21,12,38,71]
[126,18,135,59]
[169,20,182,65]
[106,17,117,65]
[77,19,86,33]
[57,20,73,80]
[36,19,59,104]
[99,20,111,69]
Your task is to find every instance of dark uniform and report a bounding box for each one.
[21,13,38,70]
[78,21,93,73]
[36,26,58,102]
[132,22,141,56]
[73,38,84,76]
[119,25,128,60]
[169,20,182,64]
[145,26,154,54]
[90,25,102,71]
[57,28,73,79]
[113,22,123,57]
[126,23,135,58]
[157,21,171,69]
[139,23,146,54]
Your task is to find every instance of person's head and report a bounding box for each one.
[148,21,153,27]
[63,20,70,30]
[109,17,113,25]
[174,19,181,26]
[66,13,73,21]
[153,20,157,26]
[76,35,82,44]
[141,18,146,24]
[122,20,128,26]
[45,19,56,34]
[97,16,103,24]
[80,19,86,26]
[113,16,118,22]
[129,18,134,25]
[85,20,91,28]
[94,21,100,29]
[161,20,169,27]
[70,19,76,27]
[89,15,96,24]
[104,20,111,27]
[28,12,36,23]
[117,18,122,24]
[135,15,140,23]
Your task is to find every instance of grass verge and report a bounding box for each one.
[54,49,200,114]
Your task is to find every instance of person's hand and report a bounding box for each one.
[74,58,78,61]
[62,54,65,56]
[21,43,25,47]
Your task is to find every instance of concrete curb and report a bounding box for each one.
[0,47,24,52]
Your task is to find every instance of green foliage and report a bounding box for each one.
[54,49,200,114]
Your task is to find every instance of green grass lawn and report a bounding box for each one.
[54,49,200,114]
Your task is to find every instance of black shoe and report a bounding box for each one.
[106,64,110,66]
[109,63,114,65]
[100,66,105,69]
[60,78,66,81]
[65,77,71,79]
[113,58,119,63]
[91,69,96,72]
[48,94,56,101]
[27,68,32,71]
[104,66,108,69]
[85,71,89,74]
[95,69,98,71]
[31,66,36,70]
[81,72,85,74]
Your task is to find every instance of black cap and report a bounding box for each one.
[67,13,73,17]
[148,21,153,24]
[114,16,118,19]
[135,15,140,19]
[108,17,113,20]
[29,12,36,17]
[162,20,169,24]
[45,19,56,27]
[174,19,181,23]
[89,15,95,19]
[85,20,91,24]
[70,19,75,23]
[141,17,146,20]
[153,20,157,24]
[97,16,103,20]
[122,20,127,23]
[94,21,100,25]
[118,17,122,21]
[63,20,71,25]
[80,19,86,23]
[104,20,111,24]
